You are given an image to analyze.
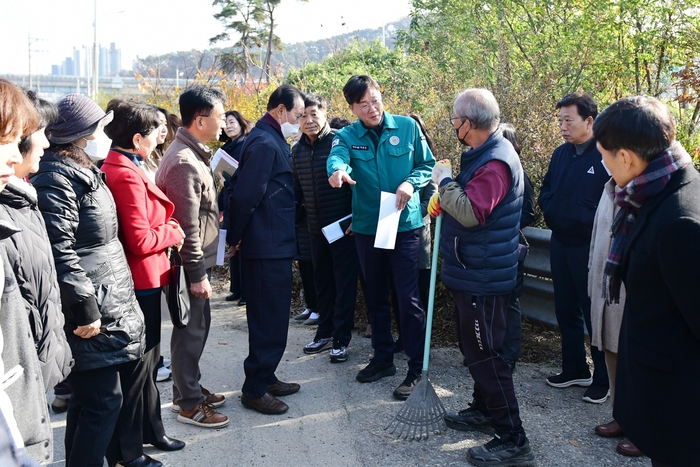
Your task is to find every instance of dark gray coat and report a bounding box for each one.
[0,219,52,463]
[31,150,144,372]
[0,179,73,390]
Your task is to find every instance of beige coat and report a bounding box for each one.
[588,178,626,352]
[157,128,219,283]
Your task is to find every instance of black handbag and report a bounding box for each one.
[166,248,190,329]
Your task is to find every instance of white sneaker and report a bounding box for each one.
[163,358,171,368]
[157,366,172,382]
[293,308,312,321]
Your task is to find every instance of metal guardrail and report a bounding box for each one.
[520,227,557,328]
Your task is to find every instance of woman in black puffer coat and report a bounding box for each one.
[31,94,146,467]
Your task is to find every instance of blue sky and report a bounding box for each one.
[0,0,412,75]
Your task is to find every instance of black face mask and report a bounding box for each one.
[455,119,470,146]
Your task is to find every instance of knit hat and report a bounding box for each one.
[47,94,113,144]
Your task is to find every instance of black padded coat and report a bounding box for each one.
[31,150,144,372]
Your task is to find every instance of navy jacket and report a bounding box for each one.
[440,130,524,295]
[227,118,296,259]
[538,140,609,246]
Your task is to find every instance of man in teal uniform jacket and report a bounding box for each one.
[327,75,435,400]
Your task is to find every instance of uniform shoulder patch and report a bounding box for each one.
[331,139,339,148]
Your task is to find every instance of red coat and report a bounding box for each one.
[102,150,182,290]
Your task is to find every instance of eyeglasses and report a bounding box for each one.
[355,99,382,112]
[199,114,226,124]
[449,116,467,125]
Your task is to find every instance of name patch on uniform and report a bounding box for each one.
[352,145,369,150]
[331,139,339,147]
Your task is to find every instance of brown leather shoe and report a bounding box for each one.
[617,438,643,457]
[241,392,289,414]
[595,419,624,438]
[267,380,300,397]
[177,402,229,428]
[171,385,225,412]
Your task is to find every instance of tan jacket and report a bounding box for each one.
[157,128,219,282]
[588,178,625,352]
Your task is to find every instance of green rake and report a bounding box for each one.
[385,213,446,440]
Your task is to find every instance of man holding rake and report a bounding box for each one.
[429,89,534,467]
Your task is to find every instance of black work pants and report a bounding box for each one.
[452,290,525,438]
[550,236,608,387]
[309,232,359,347]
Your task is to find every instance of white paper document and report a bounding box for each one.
[321,214,353,243]
[211,148,239,177]
[216,229,227,266]
[374,192,400,250]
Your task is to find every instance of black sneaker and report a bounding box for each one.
[356,359,396,383]
[546,371,592,388]
[467,435,536,467]
[444,404,494,434]
[582,384,610,404]
[303,337,333,354]
[392,372,421,400]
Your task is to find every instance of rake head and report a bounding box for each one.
[384,371,446,440]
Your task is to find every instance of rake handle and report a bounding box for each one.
[421,213,442,373]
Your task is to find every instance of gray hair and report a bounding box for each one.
[453,88,500,131]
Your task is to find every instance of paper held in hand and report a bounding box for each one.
[321,214,352,243]
[374,191,400,250]
[211,148,239,177]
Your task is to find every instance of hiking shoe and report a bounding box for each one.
[171,386,226,412]
[293,308,312,321]
[329,346,349,363]
[177,402,229,429]
[303,337,333,354]
[356,359,396,383]
[546,371,592,388]
[392,372,421,400]
[582,384,610,404]
[467,435,535,467]
[444,405,494,434]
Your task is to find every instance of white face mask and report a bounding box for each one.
[600,157,612,176]
[84,132,112,161]
[280,111,300,139]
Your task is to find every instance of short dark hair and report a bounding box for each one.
[19,89,57,156]
[500,123,522,155]
[593,96,675,162]
[343,75,380,105]
[266,84,305,112]
[104,98,161,150]
[304,94,327,110]
[179,85,225,127]
[329,117,351,129]
[556,92,598,120]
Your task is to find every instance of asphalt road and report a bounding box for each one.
[47,290,649,467]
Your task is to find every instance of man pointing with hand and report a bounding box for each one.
[327,75,435,400]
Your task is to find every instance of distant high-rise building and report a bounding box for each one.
[52,43,122,77]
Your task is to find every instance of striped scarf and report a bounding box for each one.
[604,141,692,303]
